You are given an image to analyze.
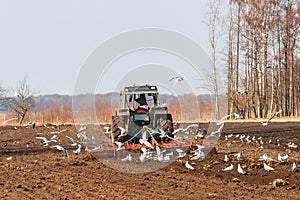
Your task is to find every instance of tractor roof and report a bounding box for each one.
[123,85,158,94]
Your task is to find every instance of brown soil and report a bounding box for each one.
[1,122,300,199]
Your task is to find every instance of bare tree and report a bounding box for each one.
[9,78,36,124]
[207,0,224,120]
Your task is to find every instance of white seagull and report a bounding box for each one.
[73,144,81,154]
[287,142,298,149]
[234,152,242,160]
[237,164,246,174]
[278,154,289,161]
[190,151,205,160]
[222,164,234,171]
[261,110,282,126]
[114,141,124,151]
[78,125,87,132]
[66,136,78,146]
[52,145,69,157]
[224,155,229,162]
[6,157,13,161]
[291,162,297,172]
[121,154,132,162]
[176,149,187,158]
[50,135,59,140]
[263,163,274,171]
[259,153,273,161]
[172,124,198,135]
[185,161,194,170]
[117,126,127,138]
[36,136,57,146]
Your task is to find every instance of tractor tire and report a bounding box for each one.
[111,116,121,139]
[161,119,174,135]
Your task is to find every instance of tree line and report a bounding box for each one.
[223,0,299,118]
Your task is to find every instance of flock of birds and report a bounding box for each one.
[32,125,88,158]
[3,106,299,177]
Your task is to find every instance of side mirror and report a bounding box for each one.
[129,95,133,102]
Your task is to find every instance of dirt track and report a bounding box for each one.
[1,122,300,199]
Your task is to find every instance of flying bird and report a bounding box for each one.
[261,110,282,126]
[66,136,78,146]
[222,164,234,171]
[50,135,59,140]
[117,126,127,138]
[27,121,36,129]
[73,144,81,154]
[263,163,274,171]
[115,141,124,151]
[36,136,57,146]
[52,145,69,157]
[78,125,87,132]
[185,161,194,170]
[3,117,18,124]
[172,124,198,135]
[169,76,184,86]
[6,157,12,161]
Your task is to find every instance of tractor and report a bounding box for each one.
[108,84,174,145]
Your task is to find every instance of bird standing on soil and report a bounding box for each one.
[263,163,274,171]
[224,155,229,162]
[237,164,246,174]
[234,152,242,160]
[185,161,194,170]
[291,162,297,172]
[121,154,132,162]
[278,154,289,161]
[222,164,234,171]
[190,150,205,160]
[259,153,273,161]
[287,142,298,149]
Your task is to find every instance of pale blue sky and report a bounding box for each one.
[0,0,226,95]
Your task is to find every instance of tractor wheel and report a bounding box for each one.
[111,116,121,138]
[161,119,174,135]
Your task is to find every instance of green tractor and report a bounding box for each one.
[109,84,174,144]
